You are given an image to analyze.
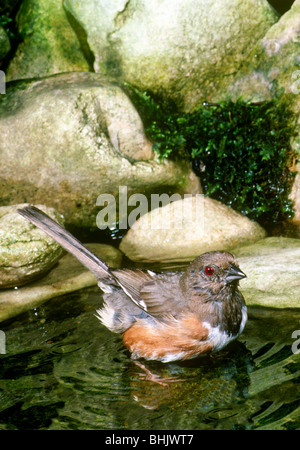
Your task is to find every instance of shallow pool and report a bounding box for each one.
[0,286,299,430]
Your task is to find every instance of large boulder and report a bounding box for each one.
[0,204,63,289]
[0,72,201,229]
[6,0,90,80]
[119,196,266,263]
[64,0,278,111]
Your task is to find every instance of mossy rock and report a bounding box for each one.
[6,0,90,80]
[128,88,296,230]
[0,204,64,288]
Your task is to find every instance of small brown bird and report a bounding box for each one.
[18,206,247,363]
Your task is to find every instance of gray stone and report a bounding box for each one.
[119,196,266,263]
[64,0,277,111]
[0,243,123,322]
[227,0,300,104]
[235,237,300,309]
[0,204,63,289]
[0,72,201,229]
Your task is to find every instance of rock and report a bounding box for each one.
[227,0,300,103]
[64,0,277,111]
[0,72,201,229]
[234,237,300,308]
[0,204,64,289]
[6,0,90,81]
[0,243,123,322]
[119,196,266,263]
[0,26,10,62]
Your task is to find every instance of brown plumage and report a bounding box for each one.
[18,205,247,363]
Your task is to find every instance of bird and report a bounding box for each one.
[17,205,247,363]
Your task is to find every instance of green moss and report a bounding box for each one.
[0,0,23,67]
[125,85,297,231]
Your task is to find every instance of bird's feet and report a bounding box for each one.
[133,361,184,387]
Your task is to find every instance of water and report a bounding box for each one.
[0,286,299,430]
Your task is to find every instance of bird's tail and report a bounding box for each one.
[17,205,112,281]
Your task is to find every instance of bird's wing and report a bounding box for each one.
[112,269,185,316]
[111,269,154,312]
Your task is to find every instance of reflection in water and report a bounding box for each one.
[128,341,253,415]
[0,286,299,430]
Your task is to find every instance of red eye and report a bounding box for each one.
[205,266,214,276]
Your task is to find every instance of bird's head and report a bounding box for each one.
[182,251,246,296]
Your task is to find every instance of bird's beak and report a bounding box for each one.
[226,263,247,284]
